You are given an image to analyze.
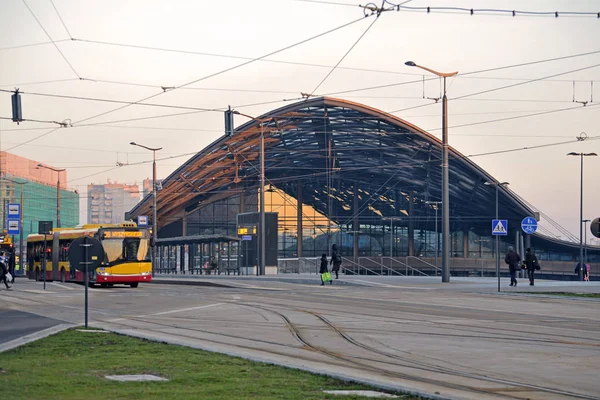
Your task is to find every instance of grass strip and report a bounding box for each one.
[0,328,419,400]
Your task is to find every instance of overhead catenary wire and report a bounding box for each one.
[0,39,71,52]
[71,15,371,127]
[0,88,219,113]
[428,102,600,132]
[308,14,380,96]
[49,0,74,39]
[386,2,600,18]
[20,0,81,79]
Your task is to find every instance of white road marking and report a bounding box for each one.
[48,282,76,290]
[353,280,431,289]
[22,289,57,294]
[151,303,225,316]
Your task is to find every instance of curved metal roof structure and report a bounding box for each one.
[130,96,537,233]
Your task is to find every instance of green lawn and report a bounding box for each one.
[0,329,417,400]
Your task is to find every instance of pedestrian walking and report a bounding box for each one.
[524,248,539,286]
[0,252,11,290]
[319,254,331,285]
[584,263,590,281]
[504,246,521,287]
[330,244,342,279]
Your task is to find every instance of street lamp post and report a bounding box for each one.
[567,152,597,280]
[405,61,457,283]
[485,181,509,292]
[130,142,162,277]
[426,201,442,267]
[36,164,66,228]
[232,111,272,276]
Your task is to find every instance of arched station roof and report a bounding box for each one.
[130,96,536,234]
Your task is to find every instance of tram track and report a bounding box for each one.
[238,302,599,400]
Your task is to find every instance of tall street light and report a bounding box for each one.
[131,142,162,277]
[425,201,442,268]
[485,181,509,292]
[567,152,597,281]
[405,61,458,282]
[233,111,269,276]
[36,164,66,228]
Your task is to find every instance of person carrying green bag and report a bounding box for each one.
[319,254,332,285]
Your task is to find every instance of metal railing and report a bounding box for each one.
[358,257,404,276]
[406,256,442,276]
[380,256,430,276]
[278,257,320,274]
[339,257,382,276]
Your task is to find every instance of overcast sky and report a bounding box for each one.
[1,0,599,243]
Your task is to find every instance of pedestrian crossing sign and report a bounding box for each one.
[492,219,508,235]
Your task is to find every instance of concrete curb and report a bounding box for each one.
[0,323,76,353]
[100,326,455,400]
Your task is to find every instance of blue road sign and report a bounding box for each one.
[492,219,508,236]
[7,203,20,219]
[137,215,148,227]
[241,235,252,241]
[521,216,538,234]
[7,219,19,235]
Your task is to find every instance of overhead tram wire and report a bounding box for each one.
[0,78,80,87]
[49,0,74,39]
[427,102,600,132]
[308,13,380,96]
[0,88,219,113]
[71,15,372,127]
[386,2,600,18]
[64,40,599,84]
[20,0,81,79]
[387,60,600,115]
[0,39,71,52]
[323,48,600,99]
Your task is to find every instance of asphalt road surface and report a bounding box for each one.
[2,277,600,400]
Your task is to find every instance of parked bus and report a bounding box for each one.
[27,222,152,287]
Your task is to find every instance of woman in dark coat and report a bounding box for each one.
[330,244,341,279]
[524,248,538,286]
[319,254,331,285]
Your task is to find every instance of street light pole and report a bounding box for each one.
[36,164,66,228]
[233,111,273,276]
[426,201,442,268]
[485,181,509,292]
[567,152,597,281]
[260,122,265,276]
[405,61,457,283]
[131,142,162,277]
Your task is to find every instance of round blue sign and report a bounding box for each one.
[521,217,538,234]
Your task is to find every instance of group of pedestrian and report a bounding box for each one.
[504,246,539,286]
[319,244,342,286]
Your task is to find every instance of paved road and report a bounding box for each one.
[2,277,600,400]
[0,309,65,343]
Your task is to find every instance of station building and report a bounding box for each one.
[128,97,599,276]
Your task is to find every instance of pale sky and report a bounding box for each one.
[1,0,599,243]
